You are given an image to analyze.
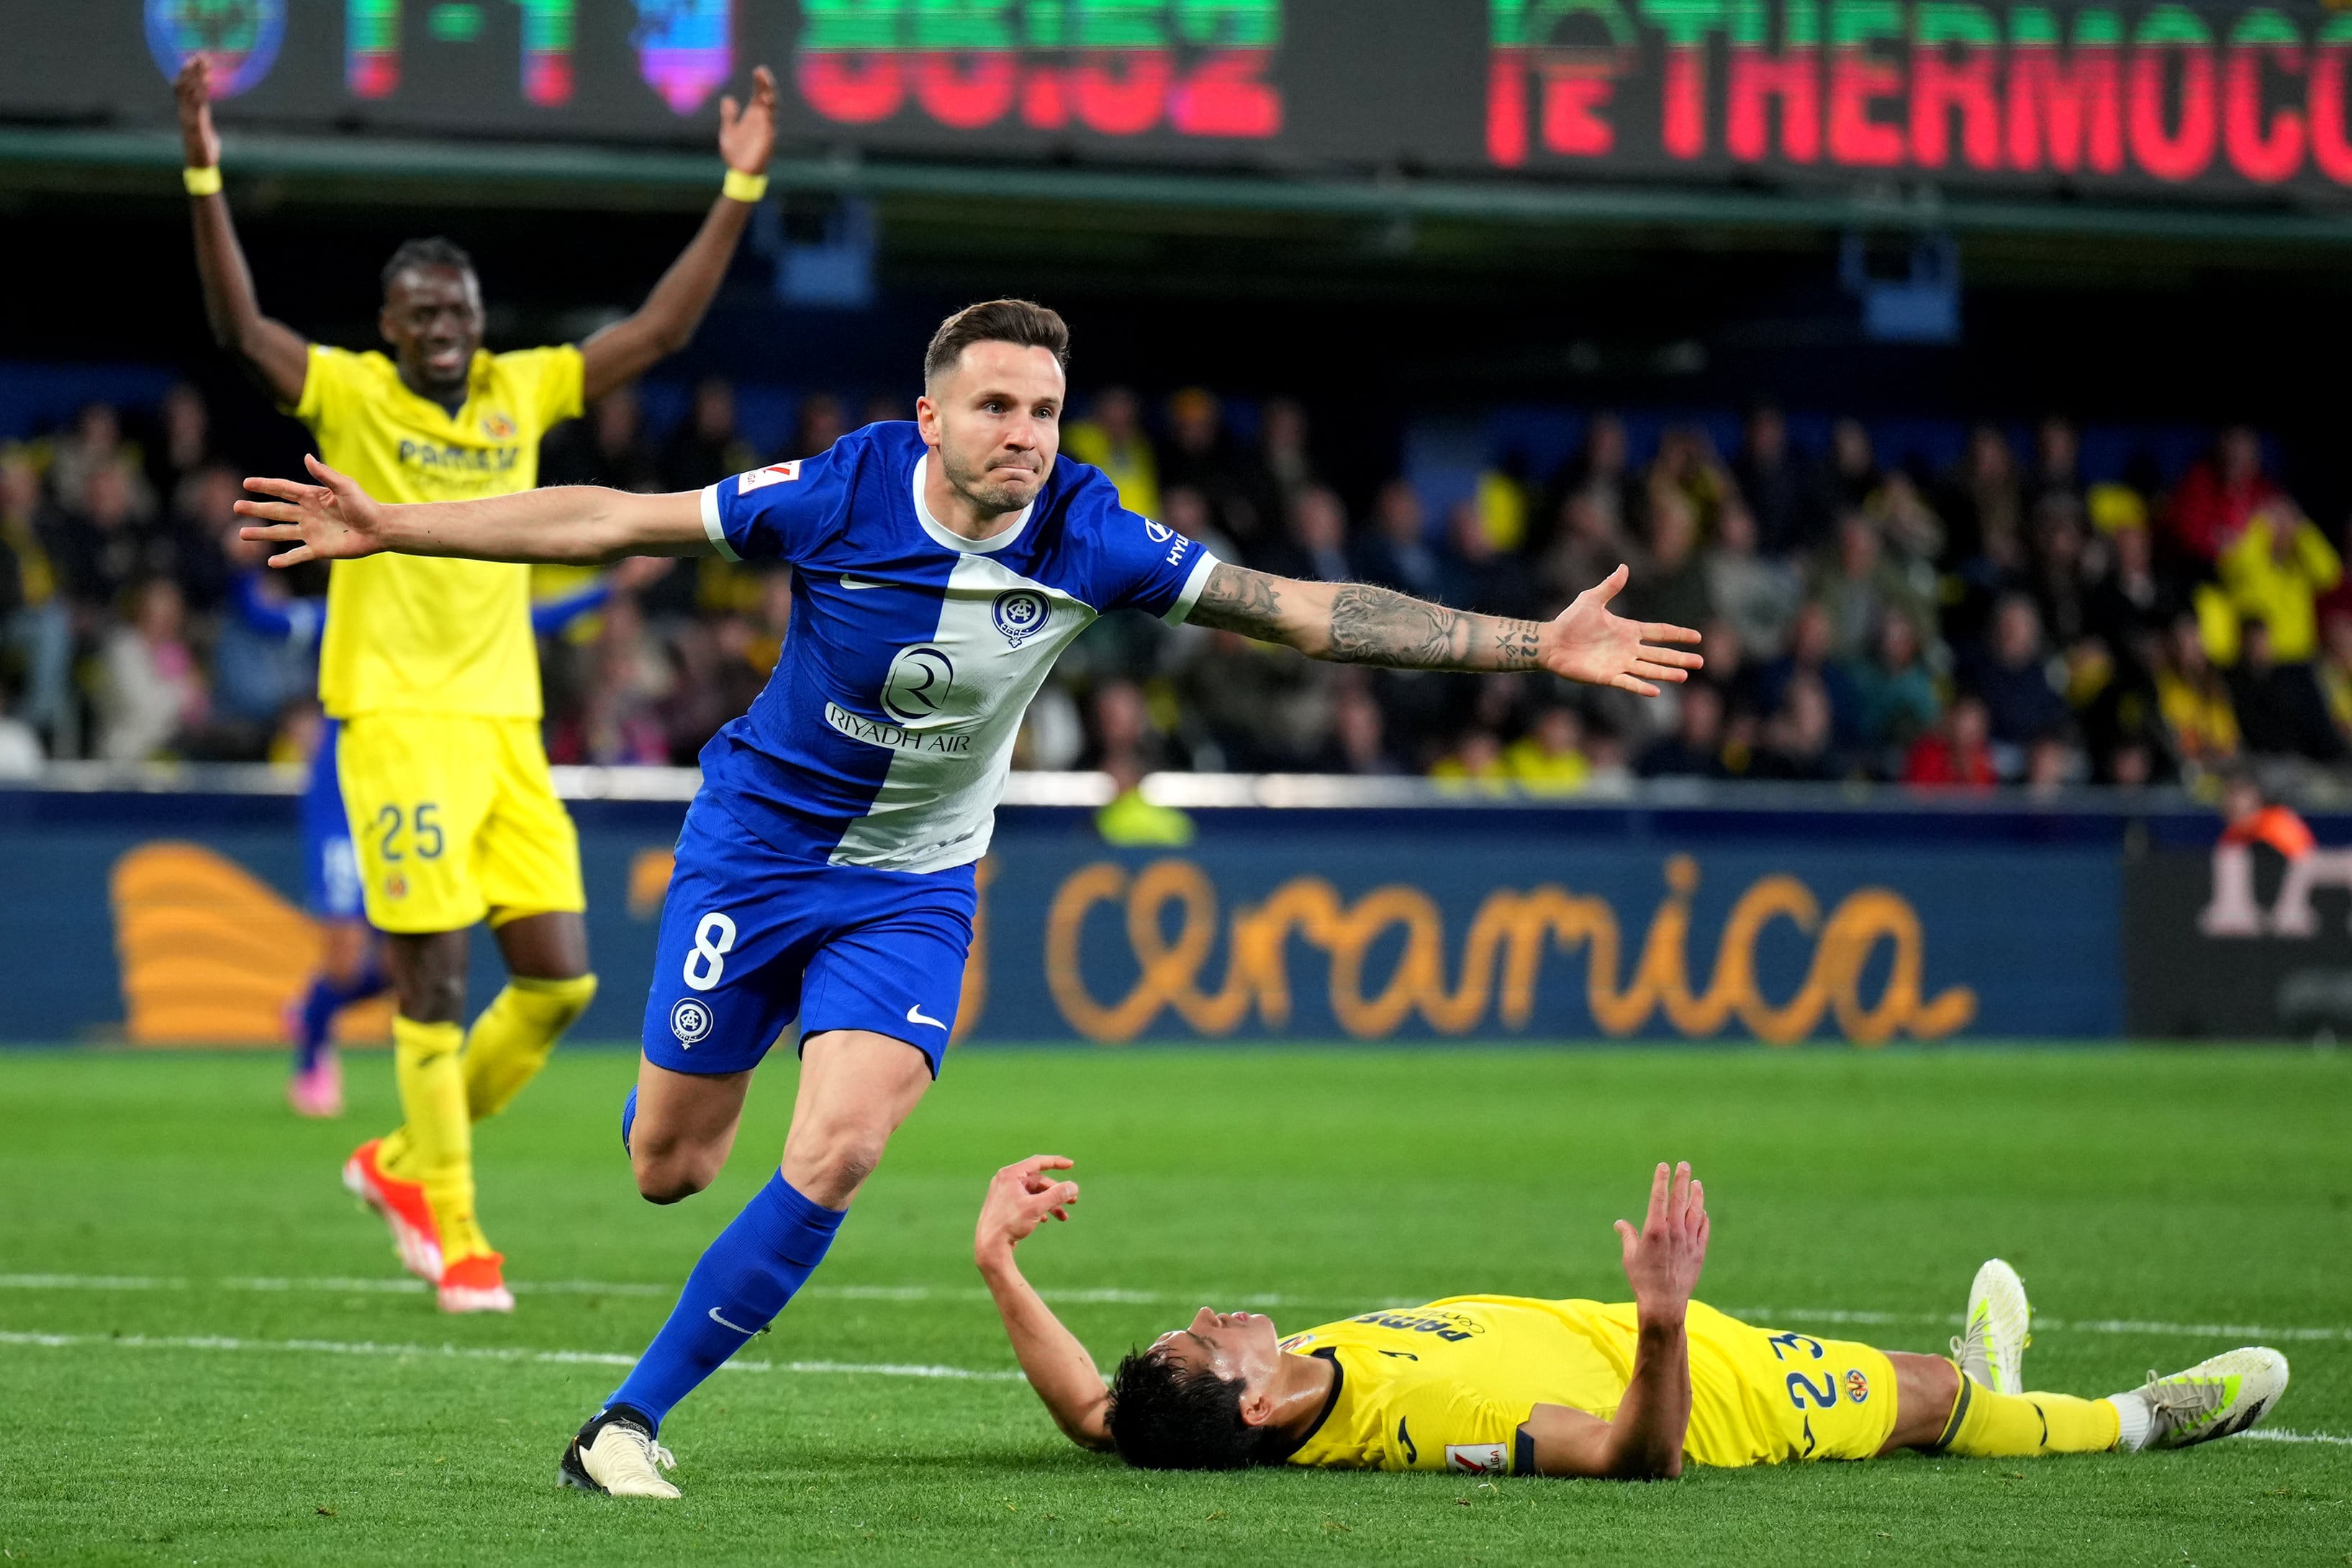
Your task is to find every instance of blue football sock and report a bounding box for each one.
[620,1086,639,1156]
[291,953,389,1074]
[605,1172,845,1431]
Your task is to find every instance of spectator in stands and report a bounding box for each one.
[2153,615,2240,770]
[1503,704,1590,794]
[1636,681,1727,779]
[1810,512,1930,664]
[0,446,70,748]
[1160,387,1262,554]
[1175,625,1334,772]
[1063,386,1160,518]
[2168,425,2286,563]
[209,520,315,748]
[0,665,38,778]
[1864,469,1945,566]
[551,592,675,766]
[2024,733,2076,795]
[544,384,664,494]
[1429,728,1509,790]
[1751,602,1858,747]
[2084,515,2179,675]
[2318,612,2352,753]
[1849,608,1942,763]
[1535,412,1641,562]
[163,465,240,612]
[1247,396,1319,541]
[1626,488,1711,633]
[1014,679,1086,771]
[1537,488,1633,613]
[1940,424,2027,576]
[1260,485,1353,584]
[1439,498,1537,621]
[1160,484,1241,563]
[48,403,155,520]
[1090,677,1175,779]
[1324,681,1403,776]
[1751,674,1838,780]
[1704,501,1799,658]
[96,576,206,762]
[1968,594,2069,751]
[659,376,759,491]
[1646,425,1736,535]
[1352,480,1444,601]
[55,461,168,621]
[2227,618,2342,761]
[2029,416,2085,520]
[2215,502,2340,666]
[2024,492,2091,652]
[786,391,847,460]
[148,382,217,507]
[1904,695,1999,789]
[1731,404,1822,556]
[1827,417,1881,513]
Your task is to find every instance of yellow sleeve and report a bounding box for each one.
[499,345,586,432]
[1378,1377,1529,1474]
[2295,522,2342,592]
[291,343,361,435]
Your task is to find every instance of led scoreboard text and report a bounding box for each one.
[67,1,2352,201]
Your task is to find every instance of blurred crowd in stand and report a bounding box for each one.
[4,376,2346,798]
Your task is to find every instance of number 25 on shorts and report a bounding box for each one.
[374,802,445,862]
[683,911,737,991]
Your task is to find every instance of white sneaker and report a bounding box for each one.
[1950,1259,2031,1395]
[559,1409,681,1499]
[2110,1348,2291,1452]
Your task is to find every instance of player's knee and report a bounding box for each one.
[632,1147,715,1205]
[788,1120,890,1204]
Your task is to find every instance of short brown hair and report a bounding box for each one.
[923,299,1070,384]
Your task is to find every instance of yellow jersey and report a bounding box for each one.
[1276,1295,1889,1473]
[296,343,584,719]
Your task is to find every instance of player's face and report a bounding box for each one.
[1151,1308,1286,1404]
[379,266,486,399]
[918,342,1064,515]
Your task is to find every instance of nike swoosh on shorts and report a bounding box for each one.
[839,575,887,591]
[905,1005,946,1030]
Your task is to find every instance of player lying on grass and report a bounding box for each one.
[236,299,1704,1499]
[976,1156,2289,1477]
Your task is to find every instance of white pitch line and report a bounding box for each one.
[0,1329,1022,1382]
[1,1276,2345,1343]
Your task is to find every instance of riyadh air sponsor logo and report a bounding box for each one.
[991,589,1049,647]
[669,997,713,1047]
[1445,1443,1506,1474]
[824,703,974,754]
[736,461,802,493]
[880,645,956,722]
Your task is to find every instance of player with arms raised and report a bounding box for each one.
[976,1155,2292,1476]
[178,53,779,1311]
[236,299,1704,1492]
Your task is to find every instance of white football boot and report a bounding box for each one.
[2109,1348,2291,1452]
[1950,1258,2032,1395]
[559,1408,682,1499]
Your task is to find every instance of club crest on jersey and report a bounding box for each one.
[1144,519,1175,544]
[991,589,1050,647]
[737,461,802,493]
[1845,1368,1871,1403]
[480,411,517,440]
[1446,1443,1507,1474]
[669,997,713,1047]
[881,645,956,723]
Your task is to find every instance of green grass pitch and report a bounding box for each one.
[2,1044,2348,1566]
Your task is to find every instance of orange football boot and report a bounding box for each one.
[438,1251,515,1314]
[341,1137,443,1284]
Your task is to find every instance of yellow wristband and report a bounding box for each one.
[721,168,769,204]
[183,164,223,196]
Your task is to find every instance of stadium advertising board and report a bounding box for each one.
[0,792,2123,1045]
[16,1,2351,204]
[2125,838,2352,1038]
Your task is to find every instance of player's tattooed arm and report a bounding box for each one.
[974,1157,1115,1451]
[1188,563,1699,693]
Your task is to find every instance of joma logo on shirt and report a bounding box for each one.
[1350,1311,1480,1342]
[825,702,972,753]
[396,440,520,472]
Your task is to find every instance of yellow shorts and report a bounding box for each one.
[1684,1302,1899,1467]
[336,713,585,934]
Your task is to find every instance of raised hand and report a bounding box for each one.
[1614,1161,1710,1319]
[718,65,778,175]
[973,1155,1082,1268]
[1542,565,1703,697]
[174,55,220,171]
[235,455,389,567]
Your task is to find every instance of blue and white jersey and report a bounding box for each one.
[695,422,1217,872]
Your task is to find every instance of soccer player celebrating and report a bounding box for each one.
[976,1154,2291,1475]
[236,299,1704,1492]
[178,53,780,1310]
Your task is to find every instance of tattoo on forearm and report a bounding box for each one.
[1189,563,1288,637]
[1490,618,1543,671]
[1328,584,1464,666]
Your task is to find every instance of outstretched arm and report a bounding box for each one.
[1186,563,1701,696]
[1520,1161,1709,1479]
[579,68,777,402]
[176,57,308,407]
[237,455,713,567]
[974,1156,1114,1451]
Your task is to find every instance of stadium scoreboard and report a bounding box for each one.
[11,1,2351,203]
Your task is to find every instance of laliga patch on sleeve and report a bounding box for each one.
[737,461,802,493]
[1444,1443,1507,1474]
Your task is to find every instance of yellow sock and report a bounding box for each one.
[462,973,598,1123]
[1935,1369,2121,1457]
[389,1016,491,1264]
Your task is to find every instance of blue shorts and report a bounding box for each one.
[641,794,978,1079]
[302,719,366,921]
